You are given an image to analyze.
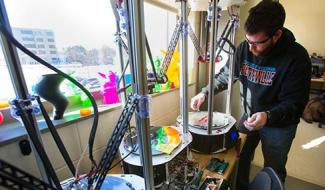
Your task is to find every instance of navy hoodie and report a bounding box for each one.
[202,28,311,127]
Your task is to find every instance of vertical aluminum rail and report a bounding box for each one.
[111,0,127,104]
[207,0,219,134]
[226,18,237,115]
[117,33,127,105]
[128,1,154,189]
[180,0,189,134]
[124,1,137,94]
[112,12,127,106]
[0,0,50,184]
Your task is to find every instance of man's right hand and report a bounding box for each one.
[190,93,206,111]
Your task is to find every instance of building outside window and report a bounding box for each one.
[37,44,45,48]
[0,48,15,101]
[22,37,34,41]
[36,38,43,42]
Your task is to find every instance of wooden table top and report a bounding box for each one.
[191,133,247,181]
[311,78,325,83]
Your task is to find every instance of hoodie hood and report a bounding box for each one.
[265,28,296,57]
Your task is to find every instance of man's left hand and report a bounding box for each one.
[243,112,267,131]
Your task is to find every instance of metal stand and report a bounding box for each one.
[185,3,240,153]
[119,1,194,188]
[180,0,189,136]
[0,0,52,185]
[207,0,221,134]
[127,1,155,189]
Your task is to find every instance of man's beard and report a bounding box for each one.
[252,42,275,57]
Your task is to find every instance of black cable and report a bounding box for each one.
[117,59,130,88]
[204,17,210,63]
[107,144,138,172]
[0,24,99,169]
[117,83,132,94]
[124,0,137,94]
[214,19,237,62]
[116,35,162,86]
[218,38,236,55]
[145,35,159,83]
[35,96,76,176]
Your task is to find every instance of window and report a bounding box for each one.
[144,3,195,83]
[143,3,178,85]
[46,31,53,36]
[3,0,186,107]
[144,3,176,60]
[34,31,42,35]
[4,0,119,100]
[0,46,16,101]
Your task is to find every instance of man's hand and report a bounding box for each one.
[243,112,267,131]
[190,93,206,111]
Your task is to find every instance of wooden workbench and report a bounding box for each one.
[311,78,325,83]
[191,133,246,185]
[311,78,325,94]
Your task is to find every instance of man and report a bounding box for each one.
[190,1,311,189]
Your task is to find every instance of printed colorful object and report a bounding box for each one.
[161,49,180,88]
[0,112,3,125]
[80,108,92,116]
[153,81,173,93]
[154,126,181,154]
[0,101,9,109]
[61,72,97,107]
[80,93,92,107]
[98,71,120,105]
[154,57,162,74]
[170,82,175,89]
[153,83,162,93]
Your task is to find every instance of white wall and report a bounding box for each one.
[0,85,196,183]
[282,0,325,55]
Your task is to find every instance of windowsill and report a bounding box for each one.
[0,83,194,147]
[0,103,121,146]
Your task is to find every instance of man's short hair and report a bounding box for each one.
[245,1,286,36]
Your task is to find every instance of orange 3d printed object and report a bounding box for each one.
[80,108,92,116]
